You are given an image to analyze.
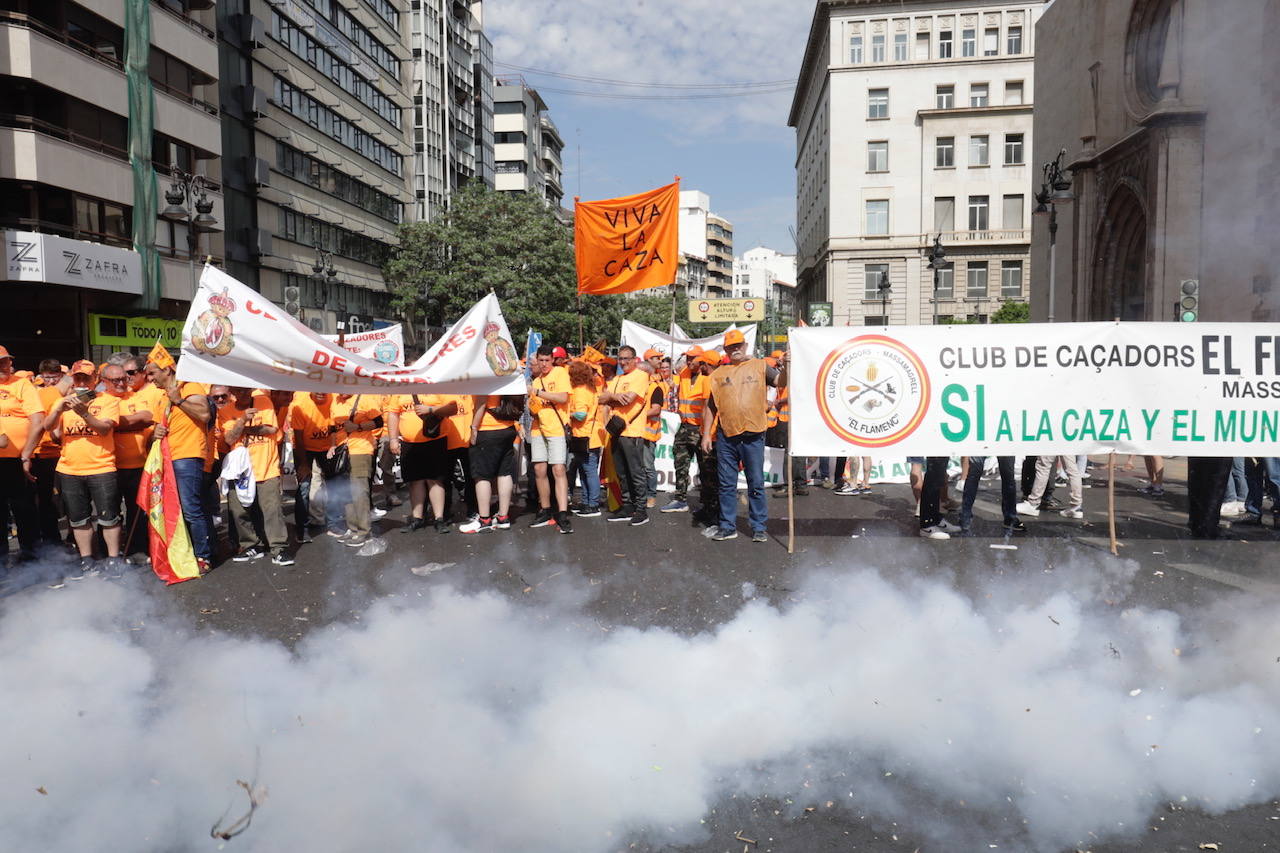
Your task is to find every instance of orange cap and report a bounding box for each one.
[146,340,176,370]
[0,346,11,359]
[643,348,663,360]
[684,345,704,358]
[697,351,721,366]
[70,359,97,376]
[765,357,777,367]
[770,350,784,359]
[723,329,746,347]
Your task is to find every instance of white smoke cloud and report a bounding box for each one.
[2,553,1279,852]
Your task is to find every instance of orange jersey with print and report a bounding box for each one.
[332,395,385,456]
[475,394,521,432]
[390,394,439,444]
[606,369,652,439]
[531,366,571,438]
[0,375,42,459]
[55,393,121,476]
[110,385,164,469]
[166,382,212,465]
[291,393,337,453]
[220,394,280,482]
[569,385,605,449]
[438,394,472,450]
[34,385,64,459]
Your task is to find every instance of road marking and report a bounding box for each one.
[1161,562,1280,596]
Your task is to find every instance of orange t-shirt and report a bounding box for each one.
[34,385,64,459]
[438,394,472,450]
[55,393,121,476]
[219,394,280,482]
[291,392,337,453]
[390,394,440,444]
[569,384,605,449]
[110,385,165,469]
[475,394,521,432]
[606,369,652,439]
[0,375,43,459]
[331,395,385,456]
[530,366,571,438]
[166,382,213,467]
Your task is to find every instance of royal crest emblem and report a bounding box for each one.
[191,287,236,357]
[482,321,518,375]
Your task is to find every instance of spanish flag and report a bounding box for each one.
[575,180,680,295]
[137,417,200,584]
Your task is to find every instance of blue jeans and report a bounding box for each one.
[1224,457,1247,503]
[568,446,601,508]
[172,457,215,562]
[1244,457,1280,517]
[960,456,1017,529]
[716,429,766,534]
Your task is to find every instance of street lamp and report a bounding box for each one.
[1034,149,1074,323]
[926,234,947,325]
[161,170,220,296]
[877,269,891,325]
[313,245,340,337]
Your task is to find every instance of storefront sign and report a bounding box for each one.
[3,230,142,295]
[89,314,185,348]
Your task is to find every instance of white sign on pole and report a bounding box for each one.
[323,324,405,366]
[620,319,758,361]
[790,322,1280,456]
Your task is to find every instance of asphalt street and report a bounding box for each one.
[6,457,1279,851]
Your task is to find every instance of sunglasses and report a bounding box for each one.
[125,369,140,375]
[211,394,230,402]
[105,376,128,384]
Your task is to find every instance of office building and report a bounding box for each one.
[678,190,733,296]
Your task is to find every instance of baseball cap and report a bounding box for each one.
[643,348,663,360]
[697,351,721,366]
[765,357,778,367]
[0,346,11,359]
[70,359,97,376]
[551,346,568,358]
[684,345,704,358]
[723,329,746,347]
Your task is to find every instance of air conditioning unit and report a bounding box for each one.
[246,227,272,258]
[283,285,302,317]
[247,156,270,187]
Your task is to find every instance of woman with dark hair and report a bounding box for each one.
[566,359,603,517]
[459,391,524,533]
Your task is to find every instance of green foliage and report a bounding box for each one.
[990,301,1031,323]
[384,183,684,349]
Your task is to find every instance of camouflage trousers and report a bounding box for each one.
[672,421,717,509]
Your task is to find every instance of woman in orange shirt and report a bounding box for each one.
[46,360,123,577]
[458,393,523,533]
[566,360,603,517]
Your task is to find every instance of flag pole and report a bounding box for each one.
[1108,452,1118,555]
[574,195,584,353]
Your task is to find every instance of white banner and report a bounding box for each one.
[177,266,526,395]
[791,322,1280,456]
[323,324,405,366]
[620,320,758,361]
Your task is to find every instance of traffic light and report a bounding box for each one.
[1179,279,1199,322]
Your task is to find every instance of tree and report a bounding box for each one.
[385,183,681,350]
[991,301,1030,323]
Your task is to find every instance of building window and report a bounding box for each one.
[934,265,954,299]
[1003,194,1024,228]
[850,36,863,63]
[894,32,908,61]
[1007,26,1023,54]
[962,28,976,57]
[1005,80,1024,105]
[934,196,955,232]
[984,28,999,56]
[867,140,888,172]
[915,32,930,60]
[935,136,955,168]
[864,263,889,299]
[939,29,953,58]
[1001,260,1024,297]
[968,195,990,231]
[865,315,888,326]
[867,88,889,118]
[936,85,954,108]
[871,33,886,62]
[969,135,989,167]
[970,83,989,106]
[1004,133,1024,165]
[967,263,989,298]
[865,200,889,235]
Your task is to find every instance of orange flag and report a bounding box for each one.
[575,180,680,295]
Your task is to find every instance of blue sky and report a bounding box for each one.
[486,0,816,255]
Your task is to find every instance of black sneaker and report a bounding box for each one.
[232,547,265,562]
[530,508,555,528]
[100,556,126,579]
[400,517,428,534]
[435,519,451,534]
[1039,496,1065,511]
[1005,519,1027,534]
[710,528,738,541]
[629,510,649,526]
[271,551,295,566]
[608,505,634,522]
[573,504,602,518]
[557,512,574,534]
[67,555,96,581]
[297,529,314,544]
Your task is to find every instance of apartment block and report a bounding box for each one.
[493,77,565,212]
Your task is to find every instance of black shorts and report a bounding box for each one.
[400,437,449,482]
[58,471,122,527]
[470,427,518,480]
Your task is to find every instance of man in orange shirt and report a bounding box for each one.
[527,344,573,533]
[291,391,344,541]
[331,393,385,548]
[0,344,46,563]
[32,358,69,546]
[46,360,123,577]
[387,393,451,533]
[437,394,477,523]
[144,354,215,570]
[102,363,163,563]
[598,345,660,526]
[220,386,292,565]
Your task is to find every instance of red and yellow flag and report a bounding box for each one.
[137,428,200,584]
[575,180,680,295]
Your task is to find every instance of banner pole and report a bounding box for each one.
[1108,452,1118,555]
[577,291,584,353]
[786,413,795,554]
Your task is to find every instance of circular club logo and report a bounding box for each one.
[372,339,400,365]
[815,335,930,447]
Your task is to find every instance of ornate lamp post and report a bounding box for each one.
[926,234,947,325]
[877,269,891,325]
[1033,149,1075,323]
[160,170,219,297]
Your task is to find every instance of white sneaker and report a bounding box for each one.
[1015,501,1040,517]
[1220,500,1245,517]
[935,518,961,533]
[371,507,388,520]
[919,525,951,540]
[1060,506,1084,519]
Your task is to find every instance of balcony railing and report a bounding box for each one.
[151,0,216,40]
[0,114,129,162]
